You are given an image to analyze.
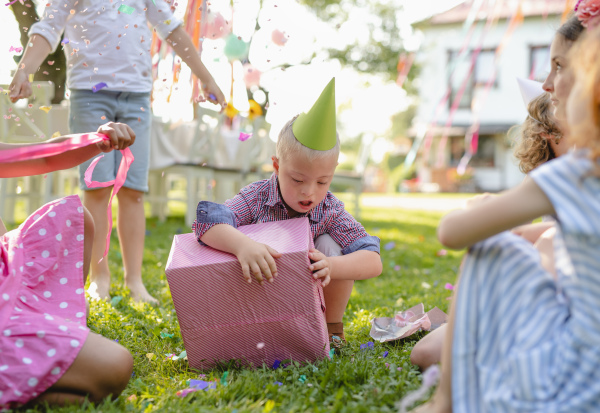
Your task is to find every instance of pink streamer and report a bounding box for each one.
[84,148,134,257]
[0,132,133,258]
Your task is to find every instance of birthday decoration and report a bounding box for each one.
[92,82,108,93]
[224,34,249,61]
[118,4,135,14]
[292,78,337,151]
[517,77,545,108]
[204,11,231,40]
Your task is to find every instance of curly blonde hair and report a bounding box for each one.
[567,25,600,161]
[511,92,562,173]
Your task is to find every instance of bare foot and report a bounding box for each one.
[87,275,111,301]
[126,279,159,305]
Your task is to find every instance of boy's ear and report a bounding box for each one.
[272,156,280,175]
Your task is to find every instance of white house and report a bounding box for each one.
[411,0,565,192]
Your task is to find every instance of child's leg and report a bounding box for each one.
[82,206,95,285]
[83,187,113,300]
[116,187,157,304]
[410,324,447,370]
[29,333,133,406]
[314,234,353,339]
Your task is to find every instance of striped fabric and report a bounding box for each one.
[452,151,600,412]
[166,218,329,370]
[192,173,379,254]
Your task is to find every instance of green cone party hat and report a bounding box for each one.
[292,77,337,151]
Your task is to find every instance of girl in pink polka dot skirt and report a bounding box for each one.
[0,122,134,408]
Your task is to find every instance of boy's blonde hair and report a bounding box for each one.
[511,93,562,173]
[276,115,341,162]
[568,26,600,161]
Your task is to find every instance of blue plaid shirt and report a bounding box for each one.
[192,173,380,255]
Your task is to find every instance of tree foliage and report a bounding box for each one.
[298,0,418,90]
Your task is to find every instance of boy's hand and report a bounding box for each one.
[308,248,331,287]
[201,79,227,111]
[96,122,136,152]
[234,239,282,285]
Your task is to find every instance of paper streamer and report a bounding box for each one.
[84,147,134,257]
[0,133,133,258]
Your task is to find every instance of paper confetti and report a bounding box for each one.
[444,283,454,290]
[382,351,389,358]
[118,4,135,14]
[264,400,275,413]
[159,332,174,339]
[61,38,69,45]
[39,106,52,113]
[5,0,18,6]
[146,353,155,361]
[328,349,335,359]
[384,241,395,250]
[92,82,108,93]
[256,342,265,349]
[239,132,252,141]
[274,381,283,386]
[360,341,375,351]
[189,379,217,391]
[220,371,229,386]
[9,45,23,53]
[110,295,123,306]
[421,282,431,289]
[436,249,448,256]
[298,375,307,383]
[28,74,34,82]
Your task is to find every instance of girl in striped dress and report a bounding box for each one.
[416,25,600,413]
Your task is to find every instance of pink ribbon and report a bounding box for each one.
[0,132,133,258]
[84,147,134,258]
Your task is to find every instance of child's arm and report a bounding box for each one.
[0,122,135,178]
[9,34,53,103]
[512,221,556,244]
[309,249,382,285]
[437,178,555,250]
[200,224,282,285]
[166,26,227,108]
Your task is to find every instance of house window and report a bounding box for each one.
[470,134,496,167]
[474,49,497,87]
[529,45,550,82]
[447,50,473,110]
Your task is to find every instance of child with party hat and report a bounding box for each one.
[192,78,382,347]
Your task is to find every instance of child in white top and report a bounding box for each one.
[9,0,226,304]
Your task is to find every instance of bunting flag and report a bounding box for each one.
[454,0,525,174]
[404,0,487,171]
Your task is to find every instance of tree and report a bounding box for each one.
[298,0,418,93]
[11,0,67,104]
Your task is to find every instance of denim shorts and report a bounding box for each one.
[69,89,151,192]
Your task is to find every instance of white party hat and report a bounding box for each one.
[516,77,545,108]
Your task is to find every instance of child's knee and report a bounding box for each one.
[410,338,439,370]
[95,343,133,399]
[314,234,342,257]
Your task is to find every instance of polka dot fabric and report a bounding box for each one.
[0,195,89,407]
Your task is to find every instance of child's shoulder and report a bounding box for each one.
[239,178,272,196]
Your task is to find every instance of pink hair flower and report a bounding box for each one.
[575,0,600,29]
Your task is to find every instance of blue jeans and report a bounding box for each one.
[69,89,151,192]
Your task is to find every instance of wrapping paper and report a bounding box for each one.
[165,217,330,370]
[369,303,447,343]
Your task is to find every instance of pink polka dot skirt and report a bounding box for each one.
[0,195,89,407]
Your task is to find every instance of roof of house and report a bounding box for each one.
[426,0,568,25]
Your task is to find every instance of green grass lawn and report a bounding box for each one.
[15,199,464,413]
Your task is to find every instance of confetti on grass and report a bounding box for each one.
[384,241,395,250]
[239,132,252,141]
[159,332,174,339]
[39,106,52,113]
[61,38,69,45]
[445,283,454,290]
[220,371,229,386]
[92,82,108,93]
[9,45,22,53]
[118,4,135,14]
[436,249,448,256]
[360,341,374,351]
[5,0,18,6]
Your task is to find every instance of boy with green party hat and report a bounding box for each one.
[192,78,382,346]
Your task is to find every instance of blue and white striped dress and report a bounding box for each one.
[452,151,600,412]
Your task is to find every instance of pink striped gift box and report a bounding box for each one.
[165,217,330,370]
